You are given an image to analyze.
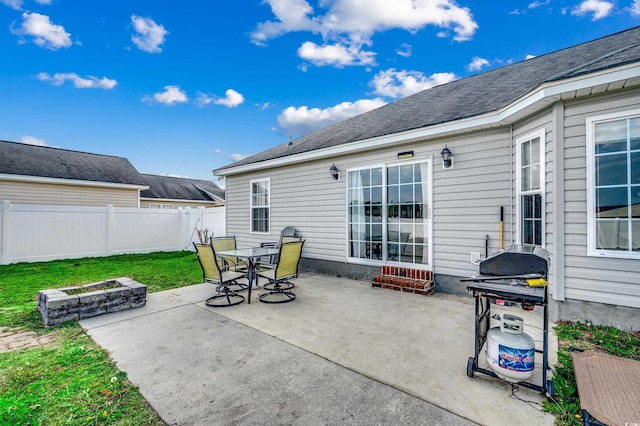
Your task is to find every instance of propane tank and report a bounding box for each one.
[486,314,535,382]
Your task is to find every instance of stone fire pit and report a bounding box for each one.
[37,277,146,326]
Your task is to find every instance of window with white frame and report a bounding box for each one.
[516,130,545,246]
[149,203,173,209]
[347,161,430,266]
[250,178,270,233]
[587,111,640,257]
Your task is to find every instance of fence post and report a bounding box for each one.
[0,201,10,265]
[179,207,187,250]
[106,204,113,256]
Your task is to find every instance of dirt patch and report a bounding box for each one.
[0,327,56,353]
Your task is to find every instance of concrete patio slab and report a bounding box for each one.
[81,273,557,425]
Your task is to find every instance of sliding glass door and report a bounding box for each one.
[348,160,431,267]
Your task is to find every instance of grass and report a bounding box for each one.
[2,252,639,425]
[0,251,202,330]
[0,251,203,425]
[542,321,640,425]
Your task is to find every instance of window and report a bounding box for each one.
[348,161,430,266]
[516,130,545,246]
[149,203,173,209]
[250,178,270,233]
[587,111,640,257]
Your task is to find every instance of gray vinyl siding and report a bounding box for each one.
[225,161,346,263]
[432,129,512,277]
[225,127,514,277]
[562,88,640,309]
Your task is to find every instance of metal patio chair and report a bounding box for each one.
[193,242,247,307]
[257,240,304,304]
[259,226,299,266]
[210,236,249,292]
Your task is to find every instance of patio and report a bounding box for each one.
[80,273,557,425]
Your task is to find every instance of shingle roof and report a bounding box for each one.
[139,174,225,202]
[0,140,146,185]
[216,26,640,172]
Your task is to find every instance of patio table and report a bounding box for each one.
[218,247,280,304]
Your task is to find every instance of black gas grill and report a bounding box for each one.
[462,245,554,396]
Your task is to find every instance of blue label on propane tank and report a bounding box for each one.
[498,345,534,372]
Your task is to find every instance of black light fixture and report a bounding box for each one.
[329,163,339,180]
[441,145,453,169]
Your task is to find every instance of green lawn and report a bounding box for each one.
[543,321,639,425]
[1,251,638,425]
[0,251,202,330]
[0,251,203,425]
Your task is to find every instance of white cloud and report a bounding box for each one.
[251,0,478,68]
[525,54,536,60]
[195,92,213,107]
[297,41,376,67]
[370,69,456,99]
[396,43,412,58]
[19,135,47,146]
[529,0,551,9]
[229,153,249,161]
[11,12,72,50]
[131,15,168,53]
[35,0,52,4]
[467,56,489,72]
[1,0,23,9]
[214,89,244,108]
[571,0,614,20]
[143,85,188,105]
[250,0,320,45]
[37,72,117,89]
[278,98,387,136]
[253,0,478,43]
[631,0,640,15]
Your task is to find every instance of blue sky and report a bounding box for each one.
[1,0,639,181]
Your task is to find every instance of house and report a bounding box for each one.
[139,174,225,209]
[214,26,640,330]
[0,140,147,207]
[0,140,225,208]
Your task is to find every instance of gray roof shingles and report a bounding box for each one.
[139,174,225,202]
[0,140,146,185]
[217,26,640,171]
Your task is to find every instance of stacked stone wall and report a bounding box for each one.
[37,277,146,326]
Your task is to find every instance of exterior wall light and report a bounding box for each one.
[441,145,454,169]
[329,163,340,180]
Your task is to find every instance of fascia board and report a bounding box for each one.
[139,197,219,204]
[0,173,149,190]
[216,63,640,177]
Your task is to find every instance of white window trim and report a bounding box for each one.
[344,158,433,270]
[586,109,640,259]
[250,177,270,234]
[515,128,546,247]
[149,203,173,209]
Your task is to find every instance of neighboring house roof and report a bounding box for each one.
[0,140,147,186]
[139,174,225,203]
[216,25,640,174]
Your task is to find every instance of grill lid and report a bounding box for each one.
[478,245,549,278]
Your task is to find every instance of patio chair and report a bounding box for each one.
[257,240,304,304]
[210,236,249,292]
[259,226,299,266]
[193,242,247,307]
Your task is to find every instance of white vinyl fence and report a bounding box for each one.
[0,201,226,265]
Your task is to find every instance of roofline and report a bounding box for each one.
[0,173,149,190]
[214,61,640,177]
[139,197,223,204]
